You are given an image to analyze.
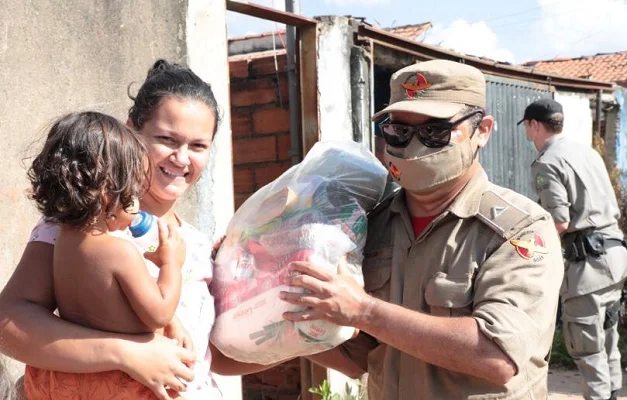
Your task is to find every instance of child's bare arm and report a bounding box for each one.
[114,221,186,330]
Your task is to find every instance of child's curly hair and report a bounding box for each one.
[28,112,150,229]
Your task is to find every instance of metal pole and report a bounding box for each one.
[286,4,312,399]
[299,358,313,400]
[596,89,603,136]
[285,0,302,166]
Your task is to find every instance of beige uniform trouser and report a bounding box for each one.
[562,281,623,400]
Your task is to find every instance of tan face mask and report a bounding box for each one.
[383,131,476,193]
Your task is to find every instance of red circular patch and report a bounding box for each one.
[513,232,545,260]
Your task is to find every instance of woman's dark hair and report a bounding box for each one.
[28,112,150,229]
[128,59,221,133]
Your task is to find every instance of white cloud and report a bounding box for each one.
[529,0,627,60]
[424,19,516,64]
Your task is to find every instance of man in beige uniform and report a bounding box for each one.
[280,60,564,399]
[520,98,627,400]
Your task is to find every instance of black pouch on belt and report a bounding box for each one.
[604,300,621,329]
[563,232,587,261]
[583,232,606,257]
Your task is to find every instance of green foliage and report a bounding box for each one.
[309,380,358,400]
[551,325,627,370]
[549,328,576,370]
[592,134,627,233]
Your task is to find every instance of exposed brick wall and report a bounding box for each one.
[229,53,293,211]
[228,52,302,400]
[241,358,302,400]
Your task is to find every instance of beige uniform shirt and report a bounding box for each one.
[340,169,563,399]
[532,135,626,298]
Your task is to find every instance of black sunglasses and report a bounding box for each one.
[377,111,485,148]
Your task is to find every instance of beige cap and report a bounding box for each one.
[372,59,486,120]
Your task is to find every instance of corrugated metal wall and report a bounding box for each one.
[482,74,552,200]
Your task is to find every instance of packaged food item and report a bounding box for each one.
[211,140,388,364]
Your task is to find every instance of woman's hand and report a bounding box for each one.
[119,333,196,400]
[164,317,196,356]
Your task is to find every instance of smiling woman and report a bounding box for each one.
[138,97,216,203]
[128,59,220,207]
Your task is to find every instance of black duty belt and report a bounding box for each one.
[562,230,626,262]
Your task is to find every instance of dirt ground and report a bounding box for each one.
[548,369,627,399]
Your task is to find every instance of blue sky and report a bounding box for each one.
[227,0,627,63]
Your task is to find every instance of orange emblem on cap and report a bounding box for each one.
[510,232,549,260]
[387,162,402,180]
[402,73,431,98]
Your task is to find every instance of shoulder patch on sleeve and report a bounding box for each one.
[535,173,548,191]
[476,191,532,239]
[510,230,549,262]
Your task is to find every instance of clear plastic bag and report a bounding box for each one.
[210,140,388,364]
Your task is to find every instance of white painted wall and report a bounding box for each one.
[185,0,234,242]
[328,368,360,397]
[185,0,240,398]
[317,16,354,142]
[555,91,593,146]
[315,16,361,397]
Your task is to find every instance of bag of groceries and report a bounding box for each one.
[211,140,388,364]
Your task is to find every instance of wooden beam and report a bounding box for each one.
[311,362,329,396]
[299,24,319,155]
[226,0,316,27]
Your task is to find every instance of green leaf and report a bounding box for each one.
[344,382,353,396]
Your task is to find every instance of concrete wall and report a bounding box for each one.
[317,16,354,142]
[614,88,627,186]
[605,105,619,166]
[0,0,187,291]
[183,1,240,397]
[555,91,593,146]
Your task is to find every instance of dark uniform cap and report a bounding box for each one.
[517,98,563,125]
